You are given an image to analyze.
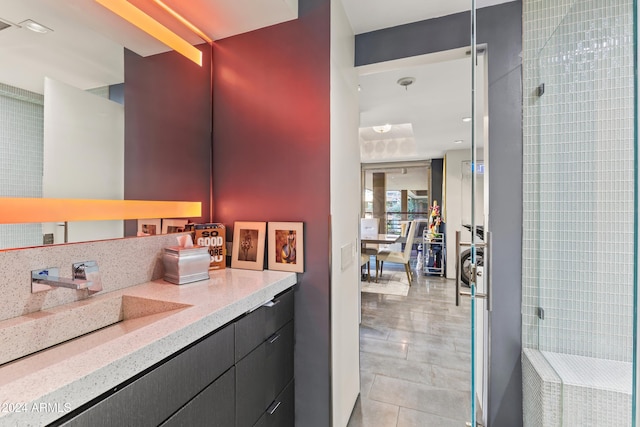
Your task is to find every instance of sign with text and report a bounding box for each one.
[194,223,226,270]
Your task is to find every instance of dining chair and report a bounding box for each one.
[361,254,372,282]
[360,217,380,281]
[377,220,417,285]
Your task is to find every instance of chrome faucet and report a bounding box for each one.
[31,261,102,294]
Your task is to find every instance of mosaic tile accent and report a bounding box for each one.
[522,0,634,361]
[522,349,562,427]
[522,0,634,424]
[0,83,44,248]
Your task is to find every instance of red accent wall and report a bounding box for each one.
[124,46,212,235]
[212,0,331,424]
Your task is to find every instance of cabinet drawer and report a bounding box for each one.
[235,288,294,361]
[60,323,234,427]
[161,367,235,427]
[254,379,295,427]
[265,321,294,404]
[236,321,294,427]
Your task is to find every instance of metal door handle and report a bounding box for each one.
[455,230,491,311]
[267,400,281,415]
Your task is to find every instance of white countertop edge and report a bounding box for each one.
[0,269,296,426]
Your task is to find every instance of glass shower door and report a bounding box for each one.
[531,0,636,424]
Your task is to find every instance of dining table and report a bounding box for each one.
[361,234,401,245]
[360,234,400,281]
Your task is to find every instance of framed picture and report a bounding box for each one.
[231,221,266,271]
[162,219,188,234]
[268,222,304,273]
[137,219,161,236]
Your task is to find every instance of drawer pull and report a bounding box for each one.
[263,299,281,308]
[268,333,281,344]
[267,400,282,415]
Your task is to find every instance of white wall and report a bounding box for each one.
[330,0,361,425]
[43,77,124,243]
[444,148,484,279]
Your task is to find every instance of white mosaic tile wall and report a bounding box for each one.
[522,349,562,427]
[0,83,44,248]
[522,0,635,425]
[522,0,634,361]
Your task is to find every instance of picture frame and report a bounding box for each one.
[268,222,304,273]
[162,219,188,234]
[137,219,161,236]
[231,221,266,271]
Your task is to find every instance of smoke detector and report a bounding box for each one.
[397,77,416,90]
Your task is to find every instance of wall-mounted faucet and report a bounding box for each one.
[31,261,102,294]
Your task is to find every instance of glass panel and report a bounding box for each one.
[528,0,635,424]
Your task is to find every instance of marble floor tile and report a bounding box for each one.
[368,375,470,422]
[360,352,433,387]
[347,395,399,427]
[360,336,409,359]
[349,265,474,426]
[397,407,467,427]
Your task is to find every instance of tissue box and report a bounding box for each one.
[162,245,210,285]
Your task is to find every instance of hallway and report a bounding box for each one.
[348,267,472,426]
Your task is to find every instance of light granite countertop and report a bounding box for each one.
[0,268,296,426]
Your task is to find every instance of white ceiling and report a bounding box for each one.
[358,50,486,162]
[0,0,298,93]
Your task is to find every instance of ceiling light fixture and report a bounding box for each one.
[372,124,392,133]
[20,19,52,34]
[151,0,212,44]
[462,117,472,122]
[454,140,463,144]
[397,77,416,91]
[95,0,203,66]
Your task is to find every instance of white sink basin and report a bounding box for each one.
[0,295,191,366]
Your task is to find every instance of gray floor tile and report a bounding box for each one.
[360,352,433,387]
[360,370,375,397]
[360,324,391,340]
[347,395,399,427]
[360,336,409,359]
[397,407,468,427]
[407,342,471,371]
[369,375,470,422]
[350,266,474,426]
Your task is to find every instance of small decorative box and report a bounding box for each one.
[162,245,210,285]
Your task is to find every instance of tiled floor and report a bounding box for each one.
[348,264,472,427]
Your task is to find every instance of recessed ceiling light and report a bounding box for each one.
[372,124,392,133]
[20,19,52,34]
[397,77,416,90]
[462,117,472,122]
[454,140,463,144]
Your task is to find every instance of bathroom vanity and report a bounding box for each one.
[0,268,296,426]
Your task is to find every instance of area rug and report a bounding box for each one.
[361,271,410,297]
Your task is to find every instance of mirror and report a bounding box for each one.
[0,0,299,251]
[0,0,201,250]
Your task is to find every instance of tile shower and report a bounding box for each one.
[522,0,635,425]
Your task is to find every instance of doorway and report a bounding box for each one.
[353,46,489,426]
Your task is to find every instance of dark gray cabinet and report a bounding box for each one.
[50,287,295,427]
[161,367,235,427]
[235,288,294,361]
[236,289,294,427]
[58,323,234,427]
[254,379,295,427]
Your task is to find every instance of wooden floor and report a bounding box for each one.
[348,264,472,427]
